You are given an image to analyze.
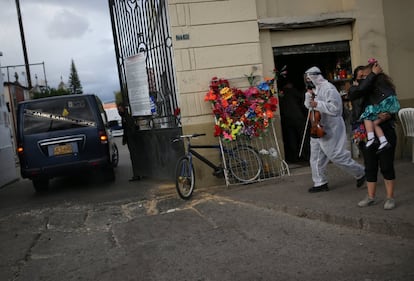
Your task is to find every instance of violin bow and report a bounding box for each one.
[298,107,311,158]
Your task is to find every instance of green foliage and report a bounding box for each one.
[245,72,257,87]
[32,87,71,99]
[245,66,258,87]
[114,91,123,106]
[68,59,83,94]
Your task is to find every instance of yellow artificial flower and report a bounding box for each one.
[220,87,233,100]
[230,123,242,139]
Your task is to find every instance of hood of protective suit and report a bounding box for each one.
[304,66,326,87]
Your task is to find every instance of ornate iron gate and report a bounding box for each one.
[108,0,183,179]
[108,0,178,127]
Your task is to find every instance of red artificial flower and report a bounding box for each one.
[244,86,259,98]
[221,98,229,108]
[265,109,274,119]
[235,106,246,118]
[204,75,279,140]
[264,96,278,111]
[212,108,222,117]
[204,89,217,101]
[232,88,244,98]
[269,96,278,105]
[214,124,222,137]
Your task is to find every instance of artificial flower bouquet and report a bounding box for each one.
[204,76,278,141]
[352,121,367,144]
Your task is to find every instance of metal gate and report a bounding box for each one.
[108,0,178,127]
[108,0,183,179]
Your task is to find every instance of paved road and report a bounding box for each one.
[1,138,413,281]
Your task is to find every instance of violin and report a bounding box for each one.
[309,92,326,138]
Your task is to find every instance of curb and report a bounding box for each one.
[269,204,414,240]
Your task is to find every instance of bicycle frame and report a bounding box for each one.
[174,134,263,199]
[188,144,222,171]
[180,135,230,185]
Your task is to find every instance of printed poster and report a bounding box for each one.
[125,53,151,116]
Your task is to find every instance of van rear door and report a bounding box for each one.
[17,95,109,178]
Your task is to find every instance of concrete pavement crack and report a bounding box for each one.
[12,232,42,281]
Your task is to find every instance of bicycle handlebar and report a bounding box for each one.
[171,133,206,143]
[183,133,206,138]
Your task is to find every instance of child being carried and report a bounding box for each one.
[359,58,400,153]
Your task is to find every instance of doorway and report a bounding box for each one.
[274,41,352,165]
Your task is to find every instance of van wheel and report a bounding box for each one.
[111,143,119,167]
[32,178,49,193]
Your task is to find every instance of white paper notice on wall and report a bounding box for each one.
[125,53,151,116]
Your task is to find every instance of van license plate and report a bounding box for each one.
[54,144,73,155]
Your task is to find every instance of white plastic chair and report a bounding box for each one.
[398,108,414,163]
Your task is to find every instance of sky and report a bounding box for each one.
[0,0,120,103]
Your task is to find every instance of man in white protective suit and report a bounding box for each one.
[304,66,366,193]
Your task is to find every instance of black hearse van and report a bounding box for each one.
[16,94,119,192]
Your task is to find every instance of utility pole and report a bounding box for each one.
[15,0,32,89]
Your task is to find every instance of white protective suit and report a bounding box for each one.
[304,67,364,187]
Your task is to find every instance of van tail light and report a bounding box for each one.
[99,130,108,144]
[17,146,24,154]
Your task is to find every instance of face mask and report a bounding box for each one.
[305,80,315,90]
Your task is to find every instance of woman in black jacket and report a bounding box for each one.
[348,62,397,210]
[358,59,400,152]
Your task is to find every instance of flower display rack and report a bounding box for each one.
[218,120,290,186]
[204,76,290,186]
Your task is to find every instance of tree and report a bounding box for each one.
[31,87,70,99]
[114,90,123,106]
[68,59,83,94]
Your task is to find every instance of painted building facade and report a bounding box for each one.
[0,58,18,188]
[168,0,414,167]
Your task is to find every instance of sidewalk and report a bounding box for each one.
[220,159,414,239]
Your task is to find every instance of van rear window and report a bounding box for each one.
[23,97,97,134]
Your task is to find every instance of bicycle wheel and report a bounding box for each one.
[228,146,262,182]
[175,156,195,199]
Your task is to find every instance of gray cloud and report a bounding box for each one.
[1,0,119,103]
[47,9,90,39]
[23,0,107,12]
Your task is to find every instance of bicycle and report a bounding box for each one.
[172,133,262,199]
